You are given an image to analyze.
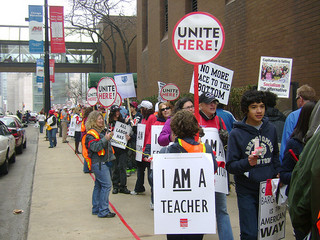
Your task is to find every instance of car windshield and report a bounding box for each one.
[1,118,16,128]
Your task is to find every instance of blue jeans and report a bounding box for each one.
[237,191,259,240]
[92,162,112,217]
[39,121,45,133]
[47,128,57,147]
[216,192,234,240]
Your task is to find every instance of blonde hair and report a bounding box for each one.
[85,111,104,132]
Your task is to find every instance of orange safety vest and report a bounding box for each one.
[82,129,106,171]
[81,120,86,133]
[178,138,206,153]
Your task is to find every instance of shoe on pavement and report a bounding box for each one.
[48,146,53,148]
[130,190,145,195]
[150,202,154,211]
[119,188,130,194]
[112,189,118,194]
[99,212,116,218]
[62,141,69,143]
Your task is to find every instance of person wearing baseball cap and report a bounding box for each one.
[199,92,234,239]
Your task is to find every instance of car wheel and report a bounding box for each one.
[23,139,27,149]
[16,144,23,154]
[0,154,9,175]
[9,152,16,163]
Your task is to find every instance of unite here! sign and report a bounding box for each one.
[172,12,225,64]
[97,77,117,108]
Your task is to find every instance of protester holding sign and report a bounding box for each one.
[85,111,115,218]
[226,90,280,240]
[131,100,157,196]
[198,92,233,240]
[73,107,82,154]
[159,110,218,240]
[149,102,174,210]
[108,105,131,195]
[126,101,142,176]
[158,97,194,147]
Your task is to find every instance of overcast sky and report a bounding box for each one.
[0,0,136,26]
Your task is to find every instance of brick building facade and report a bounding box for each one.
[137,0,319,111]
[102,16,137,74]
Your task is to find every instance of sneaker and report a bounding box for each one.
[130,190,145,195]
[119,188,130,194]
[112,189,118,194]
[99,212,116,218]
[150,202,154,210]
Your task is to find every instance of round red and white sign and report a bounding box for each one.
[160,83,180,101]
[172,12,225,64]
[97,77,117,108]
[87,87,98,106]
[113,92,123,108]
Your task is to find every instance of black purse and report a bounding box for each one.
[217,117,229,149]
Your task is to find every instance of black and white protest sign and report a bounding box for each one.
[135,124,146,161]
[190,62,234,105]
[111,121,132,150]
[258,180,286,240]
[201,128,228,194]
[153,153,216,235]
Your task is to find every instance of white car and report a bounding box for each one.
[0,120,16,175]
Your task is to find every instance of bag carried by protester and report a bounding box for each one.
[217,116,229,150]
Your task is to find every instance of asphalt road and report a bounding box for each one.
[0,124,38,240]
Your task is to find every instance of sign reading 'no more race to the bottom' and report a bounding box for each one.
[97,77,117,108]
[172,11,225,64]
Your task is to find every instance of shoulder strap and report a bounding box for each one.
[218,116,223,129]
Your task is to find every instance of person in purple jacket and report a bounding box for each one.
[158,97,194,146]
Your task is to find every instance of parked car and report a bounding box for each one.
[0,120,16,175]
[0,116,27,154]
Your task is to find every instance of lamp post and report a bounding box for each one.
[44,0,51,114]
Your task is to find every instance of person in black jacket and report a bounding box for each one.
[108,105,131,194]
[226,90,280,240]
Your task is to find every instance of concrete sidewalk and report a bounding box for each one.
[27,133,295,240]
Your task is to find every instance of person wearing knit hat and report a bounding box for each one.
[140,100,153,110]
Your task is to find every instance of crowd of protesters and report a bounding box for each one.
[31,83,319,240]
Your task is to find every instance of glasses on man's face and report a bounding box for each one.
[296,95,301,101]
[160,107,171,112]
[183,105,194,110]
